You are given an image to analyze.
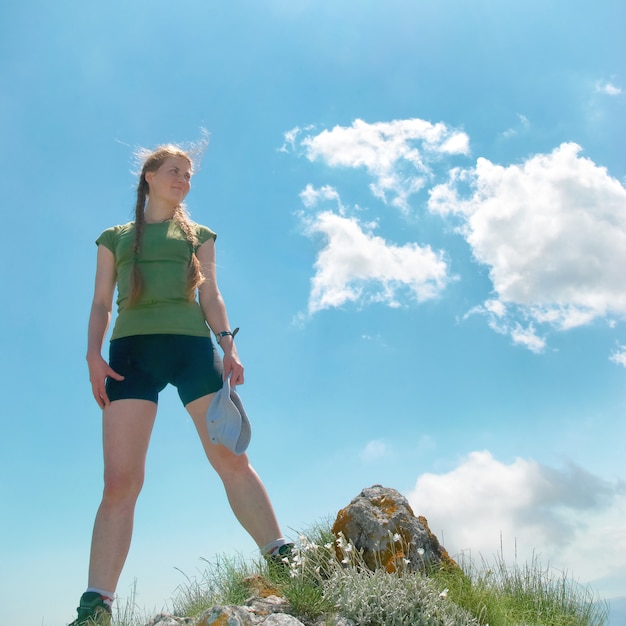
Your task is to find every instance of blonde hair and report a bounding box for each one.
[129,144,205,306]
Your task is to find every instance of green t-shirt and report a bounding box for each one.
[96,220,217,340]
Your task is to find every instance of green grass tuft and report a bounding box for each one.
[431,551,609,626]
[169,552,256,618]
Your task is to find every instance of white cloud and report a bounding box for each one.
[279,126,300,152]
[360,439,390,461]
[280,124,316,152]
[298,199,451,316]
[299,183,343,210]
[407,451,626,597]
[429,142,626,347]
[466,302,547,353]
[509,323,546,353]
[290,120,463,318]
[501,113,530,139]
[610,345,626,367]
[595,81,622,96]
[484,298,506,318]
[298,118,469,210]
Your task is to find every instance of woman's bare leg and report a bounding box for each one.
[185,394,283,548]
[87,399,157,592]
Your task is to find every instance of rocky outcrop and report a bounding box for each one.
[138,485,457,625]
[332,485,458,574]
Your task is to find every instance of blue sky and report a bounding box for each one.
[1,1,625,624]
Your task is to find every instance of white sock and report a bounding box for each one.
[261,538,289,556]
[86,587,115,608]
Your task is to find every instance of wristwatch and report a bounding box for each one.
[215,327,240,344]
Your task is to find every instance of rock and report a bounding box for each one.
[313,617,355,626]
[242,574,282,599]
[245,595,290,617]
[331,484,458,574]
[260,615,306,625]
[195,595,292,625]
[196,604,254,625]
[143,614,195,625]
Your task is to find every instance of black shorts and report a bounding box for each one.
[106,334,224,406]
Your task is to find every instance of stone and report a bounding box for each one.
[245,595,290,617]
[313,617,355,626]
[241,574,282,599]
[195,595,291,626]
[331,484,458,574]
[260,615,306,625]
[143,614,195,625]
[196,604,254,626]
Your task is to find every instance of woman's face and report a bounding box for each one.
[146,155,192,205]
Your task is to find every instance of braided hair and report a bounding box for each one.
[129,145,205,306]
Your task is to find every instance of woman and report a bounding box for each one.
[69,145,291,626]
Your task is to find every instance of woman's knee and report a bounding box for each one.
[211,449,251,480]
[102,469,145,504]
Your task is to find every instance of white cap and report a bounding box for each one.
[206,376,251,455]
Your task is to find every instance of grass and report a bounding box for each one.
[432,551,608,626]
[109,520,610,626]
[169,553,256,615]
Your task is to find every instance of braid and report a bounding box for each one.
[128,174,148,306]
[172,205,206,301]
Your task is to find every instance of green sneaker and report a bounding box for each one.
[266,542,295,569]
[68,592,112,626]
[276,542,294,560]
